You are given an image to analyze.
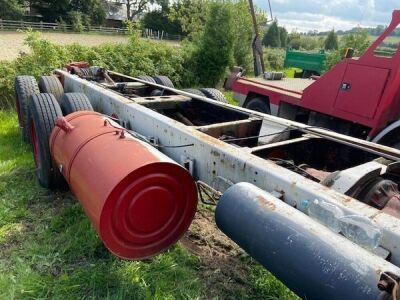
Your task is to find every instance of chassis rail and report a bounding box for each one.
[55,68,400,299]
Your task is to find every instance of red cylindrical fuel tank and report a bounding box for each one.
[49,111,198,260]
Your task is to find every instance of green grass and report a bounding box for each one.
[368,35,400,43]
[0,110,297,299]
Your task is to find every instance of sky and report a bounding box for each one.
[254,0,399,32]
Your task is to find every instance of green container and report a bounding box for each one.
[284,48,327,74]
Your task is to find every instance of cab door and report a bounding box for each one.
[334,64,389,119]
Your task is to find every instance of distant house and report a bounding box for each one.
[23,1,42,21]
[103,1,144,27]
[22,0,141,27]
[103,1,127,27]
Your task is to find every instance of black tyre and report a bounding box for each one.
[38,76,64,101]
[15,76,40,143]
[137,75,157,84]
[29,93,65,189]
[183,89,206,97]
[60,93,93,115]
[244,97,270,114]
[153,75,175,88]
[199,88,228,103]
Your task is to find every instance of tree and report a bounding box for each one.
[324,29,339,50]
[167,0,253,69]
[156,0,169,11]
[326,29,371,69]
[32,0,106,24]
[341,29,370,55]
[70,0,106,25]
[141,10,182,35]
[108,0,161,21]
[0,0,24,19]
[231,0,253,70]
[190,1,235,86]
[168,0,208,36]
[279,26,288,48]
[262,20,281,48]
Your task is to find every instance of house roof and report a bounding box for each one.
[103,2,127,21]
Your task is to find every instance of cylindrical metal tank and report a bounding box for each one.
[215,182,400,300]
[49,111,198,260]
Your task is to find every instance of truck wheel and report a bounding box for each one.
[29,93,65,189]
[153,75,175,88]
[137,75,157,84]
[199,88,228,103]
[60,93,93,115]
[38,76,64,101]
[244,97,270,114]
[183,89,205,97]
[15,76,40,143]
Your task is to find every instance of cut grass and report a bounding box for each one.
[0,110,297,299]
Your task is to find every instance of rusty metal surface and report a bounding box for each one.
[104,70,400,161]
[61,70,400,267]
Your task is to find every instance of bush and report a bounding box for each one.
[326,29,371,69]
[185,2,235,87]
[264,48,285,70]
[69,11,85,33]
[0,31,190,109]
[324,30,339,50]
[232,0,253,71]
[262,21,281,48]
[57,18,68,32]
[0,0,23,20]
[141,10,183,36]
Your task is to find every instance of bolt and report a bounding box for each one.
[120,131,126,139]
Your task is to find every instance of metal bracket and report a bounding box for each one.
[180,156,194,176]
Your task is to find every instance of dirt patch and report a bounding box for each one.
[0,32,130,61]
[182,208,253,299]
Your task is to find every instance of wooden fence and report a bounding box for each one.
[0,19,128,34]
[143,28,182,41]
[0,19,184,41]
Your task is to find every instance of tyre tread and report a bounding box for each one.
[15,76,40,142]
[38,76,64,100]
[199,88,229,103]
[29,93,65,189]
[153,75,175,88]
[60,93,93,115]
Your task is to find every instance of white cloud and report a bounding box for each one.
[254,0,398,31]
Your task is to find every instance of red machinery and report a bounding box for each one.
[15,67,400,298]
[32,102,198,260]
[228,10,400,147]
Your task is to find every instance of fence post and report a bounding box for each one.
[40,21,43,30]
[0,19,3,31]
